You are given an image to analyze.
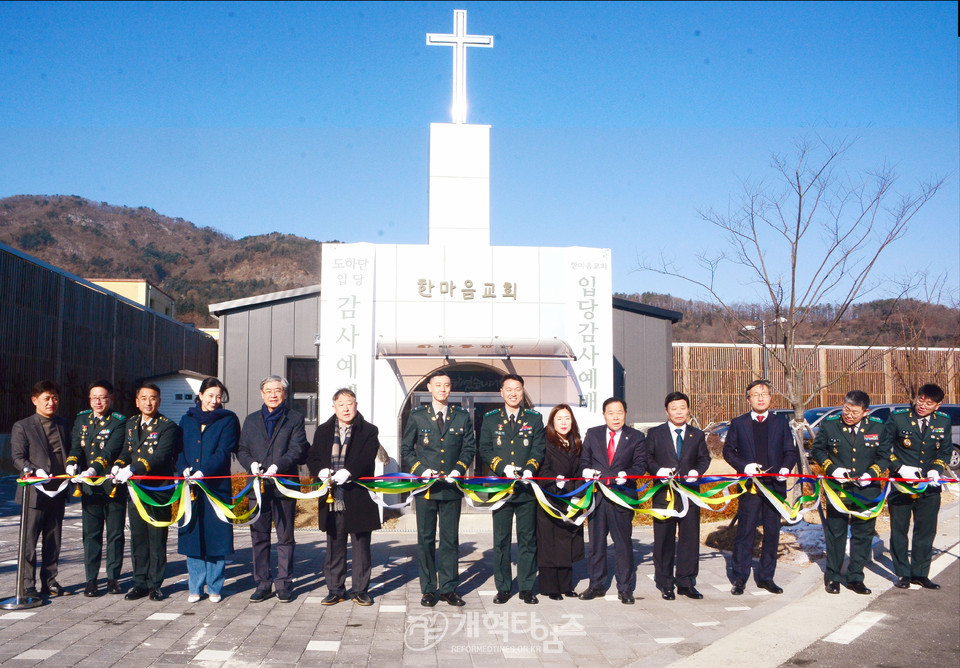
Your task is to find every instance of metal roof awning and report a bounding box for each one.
[376,337,576,361]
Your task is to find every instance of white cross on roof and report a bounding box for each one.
[427,10,493,124]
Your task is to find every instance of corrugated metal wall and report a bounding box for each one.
[612,308,675,423]
[673,342,959,426]
[0,247,217,432]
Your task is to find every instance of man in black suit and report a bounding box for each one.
[237,375,309,603]
[306,388,382,607]
[11,379,71,598]
[646,391,712,600]
[578,397,647,604]
[722,379,799,595]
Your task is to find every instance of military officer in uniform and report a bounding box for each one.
[478,374,546,604]
[65,380,128,597]
[882,383,952,590]
[810,390,889,595]
[112,383,180,601]
[401,371,477,607]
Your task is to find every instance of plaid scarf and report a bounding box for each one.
[331,423,351,512]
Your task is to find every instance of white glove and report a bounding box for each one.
[65,464,78,477]
[265,464,278,477]
[898,465,921,480]
[744,463,762,476]
[556,474,567,490]
[191,470,204,479]
[926,470,941,487]
[81,467,96,479]
[521,469,534,482]
[615,471,627,486]
[777,467,790,482]
[318,468,332,479]
[35,469,49,479]
[831,467,851,480]
[420,468,437,480]
[856,471,872,487]
[685,470,698,484]
[115,466,134,483]
[582,468,600,480]
[656,467,676,478]
[111,465,120,476]
[445,470,461,483]
[183,467,193,478]
[250,462,262,475]
[332,468,351,485]
[503,464,519,479]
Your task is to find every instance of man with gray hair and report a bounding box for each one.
[237,375,309,602]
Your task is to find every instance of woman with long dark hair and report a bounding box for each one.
[177,377,240,602]
[536,404,585,600]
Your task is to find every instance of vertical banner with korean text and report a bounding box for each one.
[319,243,377,414]
[564,248,613,418]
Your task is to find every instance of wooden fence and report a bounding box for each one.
[673,342,959,426]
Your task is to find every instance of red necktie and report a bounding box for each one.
[757,415,765,423]
[607,430,616,465]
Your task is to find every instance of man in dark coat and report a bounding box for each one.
[236,375,309,603]
[478,374,546,604]
[722,379,799,595]
[65,379,127,597]
[401,371,476,607]
[646,391,711,601]
[112,383,180,601]
[12,379,71,598]
[578,397,647,604]
[306,388,382,606]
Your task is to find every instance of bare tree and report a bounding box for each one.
[638,136,945,469]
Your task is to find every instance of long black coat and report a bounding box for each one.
[306,412,382,534]
[536,442,585,568]
[176,409,240,558]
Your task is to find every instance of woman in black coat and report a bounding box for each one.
[176,378,240,603]
[305,388,382,606]
[536,404,586,600]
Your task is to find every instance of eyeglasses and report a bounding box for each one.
[89,395,110,402]
[748,392,771,399]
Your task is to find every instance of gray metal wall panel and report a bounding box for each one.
[269,302,296,372]
[292,298,320,357]
[613,308,674,424]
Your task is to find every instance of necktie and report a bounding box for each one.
[919,417,927,434]
[509,413,516,428]
[675,428,684,458]
[436,410,444,432]
[756,415,765,423]
[607,430,616,465]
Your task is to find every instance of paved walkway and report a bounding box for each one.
[0,478,956,667]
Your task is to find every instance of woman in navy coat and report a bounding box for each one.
[177,377,240,602]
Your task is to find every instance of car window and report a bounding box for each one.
[869,407,891,422]
[938,405,960,426]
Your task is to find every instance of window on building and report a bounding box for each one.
[287,357,318,423]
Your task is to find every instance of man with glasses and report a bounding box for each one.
[810,390,889,595]
[882,383,952,590]
[723,379,798,595]
[65,380,128,596]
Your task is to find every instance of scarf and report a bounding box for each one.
[187,405,232,426]
[261,404,286,439]
[331,422,352,512]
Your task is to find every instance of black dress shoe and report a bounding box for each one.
[106,579,123,595]
[493,590,512,604]
[910,577,940,590]
[563,590,578,598]
[250,587,273,602]
[825,580,840,594]
[42,580,65,596]
[677,586,704,600]
[354,591,373,606]
[894,577,911,589]
[548,593,563,601]
[421,592,437,607]
[23,587,40,599]
[661,588,676,600]
[439,592,466,607]
[845,582,871,595]
[277,589,294,602]
[756,580,783,594]
[124,586,151,600]
[321,592,346,605]
[149,588,165,601]
[731,579,745,595]
[83,581,99,597]
[618,591,635,604]
[520,590,539,604]
[578,588,604,600]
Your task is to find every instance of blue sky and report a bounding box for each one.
[1,1,957,305]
